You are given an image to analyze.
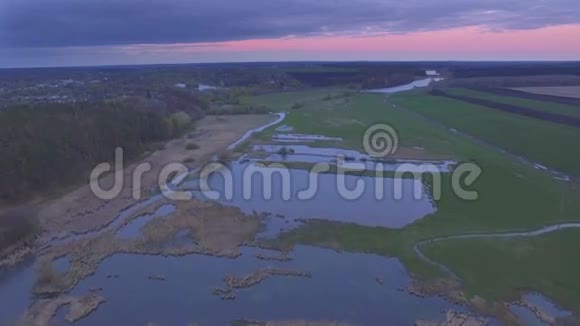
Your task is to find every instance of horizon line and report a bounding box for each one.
[2,59,580,70]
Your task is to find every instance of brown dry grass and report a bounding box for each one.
[140,199,262,254]
[19,294,105,326]
[34,114,272,238]
[33,197,264,295]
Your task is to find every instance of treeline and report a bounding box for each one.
[360,73,417,89]
[0,96,199,203]
[285,64,423,89]
[447,75,580,88]
[449,62,580,78]
[207,104,270,115]
[0,208,39,256]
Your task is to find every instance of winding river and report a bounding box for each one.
[227,112,287,150]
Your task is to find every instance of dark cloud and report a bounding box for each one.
[0,0,579,48]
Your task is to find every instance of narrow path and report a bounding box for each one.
[413,222,580,278]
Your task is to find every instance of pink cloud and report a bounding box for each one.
[219,25,580,54]
[119,24,580,61]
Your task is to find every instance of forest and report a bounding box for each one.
[0,91,203,205]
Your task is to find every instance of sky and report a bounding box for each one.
[0,0,579,67]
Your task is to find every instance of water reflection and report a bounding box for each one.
[192,161,437,229]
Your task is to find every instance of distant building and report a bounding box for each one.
[175,83,187,89]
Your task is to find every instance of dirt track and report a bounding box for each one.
[431,89,580,127]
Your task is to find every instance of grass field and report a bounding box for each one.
[245,88,580,316]
[422,229,580,313]
[392,91,580,178]
[513,86,580,99]
[444,88,580,118]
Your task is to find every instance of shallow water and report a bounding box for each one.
[116,204,176,239]
[198,84,217,91]
[523,293,573,318]
[275,125,294,132]
[0,259,36,326]
[257,214,303,239]
[252,144,456,173]
[253,144,360,158]
[272,138,315,143]
[364,77,443,93]
[52,194,165,245]
[52,256,70,274]
[272,134,343,142]
[509,305,548,326]
[64,246,466,326]
[191,161,437,229]
[164,229,197,249]
[508,293,572,326]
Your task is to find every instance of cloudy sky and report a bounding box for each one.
[1,0,579,67]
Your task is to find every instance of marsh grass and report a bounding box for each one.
[35,261,63,290]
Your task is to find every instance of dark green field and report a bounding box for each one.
[445,88,580,118]
[392,91,580,178]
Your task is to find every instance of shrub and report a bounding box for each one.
[35,261,61,288]
[290,102,305,110]
[207,104,270,115]
[186,142,200,150]
[182,157,195,164]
